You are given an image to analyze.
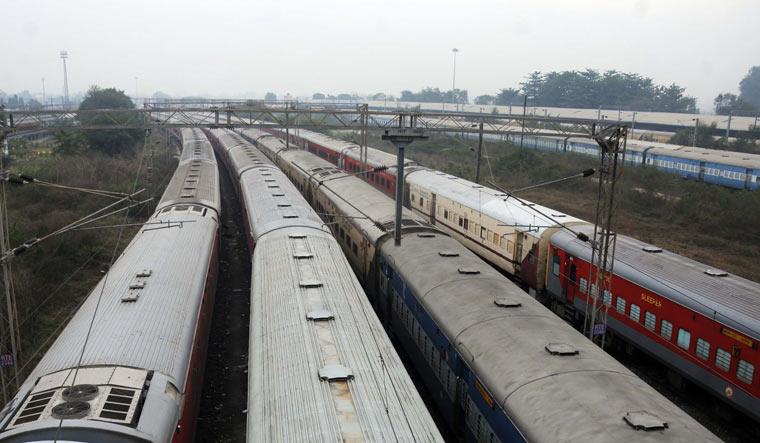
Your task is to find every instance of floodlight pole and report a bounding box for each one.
[382,117,428,246]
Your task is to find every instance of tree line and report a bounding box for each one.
[475,70,697,113]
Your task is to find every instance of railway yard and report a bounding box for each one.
[0,110,758,442]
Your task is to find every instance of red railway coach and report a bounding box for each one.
[547,225,759,420]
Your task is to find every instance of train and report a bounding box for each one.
[241,127,719,442]
[0,128,220,441]
[204,129,443,442]
[510,134,760,190]
[249,127,760,424]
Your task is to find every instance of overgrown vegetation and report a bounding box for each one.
[333,131,760,282]
[0,131,178,392]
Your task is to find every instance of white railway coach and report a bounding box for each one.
[206,129,443,443]
[0,129,221,442]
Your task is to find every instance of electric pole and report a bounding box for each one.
[60,51,70,109]
[583,124,627,348]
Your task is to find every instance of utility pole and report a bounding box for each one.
[451,48,459,112]
[41,78,46,108]
[475,120,483,184]
[692,118,699,147]
[60,51,69,109]
[583,124,627,348]
[135,77,139,106]
[520,95,528,149]
[451,48,459,91]
[382,114,427,246]
[725,111,732,139]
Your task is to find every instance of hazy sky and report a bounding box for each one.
[5,0,759,112]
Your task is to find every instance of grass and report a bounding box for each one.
[332,131,760,283]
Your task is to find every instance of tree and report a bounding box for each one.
[264,92,277,100]
[474,95,494,105]
[77,86,141,155]
[337,93,352,100]
[312,93,325,100]
[668,122,720,148]
[714,93,757,115]
[370,93,386,101]
[739,66,760,109]
[26,98,43,110]
[53,130,88,155]
[494,88,521,106]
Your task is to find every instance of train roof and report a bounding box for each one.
[179,128,217,164]
[551,225,760,341]
[25,207,218,389]
[156,160,220,212]
[406,168,584,239]
[236,140,442,440]
[381,229,718,442]
[627,140,760,168]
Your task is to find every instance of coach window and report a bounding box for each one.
[339,227,345,240]
[352,242,358,256]
[480,227,487,239]
[444,209,449,219]
[629,304,640,322]
[552,255,560,276]
[420,197,424,207]
[714,348,731,371]
[463,218,469,230]
[492,232,499,245]
[615,297,626,314]
[737,360,754,384]
[644,312,656,331]
[677,328,691,350]
[695,338,710,360]
[603,290,612,307]
[459,217,464,228]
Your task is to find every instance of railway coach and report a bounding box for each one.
[0,128,220,442]
[205,129,443,442]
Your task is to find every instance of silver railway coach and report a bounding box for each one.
[0,128,221,442]
[206,129,443,442]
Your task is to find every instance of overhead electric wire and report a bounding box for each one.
[54,134,148,442]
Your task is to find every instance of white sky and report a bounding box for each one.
[4,0,759,112]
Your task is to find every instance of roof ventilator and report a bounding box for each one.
[306,310,334,321]
[318,365,354,381]
[122,270,152,302]
[494,296,521,308]
[458,268,480,275]
[438,251,459,257]
[545,343,579,356]
[623,411,668,432]
[299,279,323,288]
[417,233,436,238]
[293,252,313,259]
[288,234,306,239]
[642,246,662,253]
[704,269,728,277]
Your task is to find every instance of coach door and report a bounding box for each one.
[565,259,578,302]
[430,193,437,224]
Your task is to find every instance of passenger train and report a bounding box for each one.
[204,129,443,442]
[242,128,719,442]
[251,128,760,423]
[511,134,760,190]
[0,128,221,442]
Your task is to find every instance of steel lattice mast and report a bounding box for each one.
[583,124,627,348]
